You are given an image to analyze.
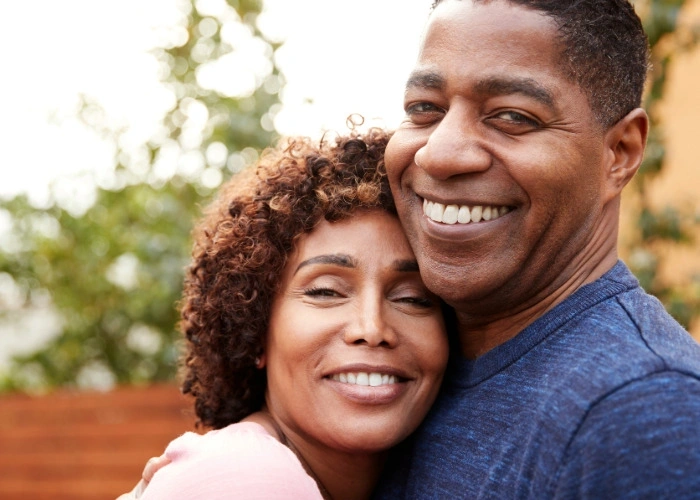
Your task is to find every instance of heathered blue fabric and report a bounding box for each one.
[374,261,700,499]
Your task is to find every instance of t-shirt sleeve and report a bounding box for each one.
[140,423,323,500]
[554,371,700,499]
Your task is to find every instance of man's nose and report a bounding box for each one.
[414,108,491,180]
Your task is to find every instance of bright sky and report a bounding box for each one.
[0,0,434,204]
[0,0,433,372]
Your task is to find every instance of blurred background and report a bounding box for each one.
[0,0,698,498]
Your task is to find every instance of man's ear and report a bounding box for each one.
[603,107,649,200]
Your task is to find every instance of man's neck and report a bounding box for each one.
[456,251,619,359]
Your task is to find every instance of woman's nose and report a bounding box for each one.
[414,108,491,180]
[343,297,398,348]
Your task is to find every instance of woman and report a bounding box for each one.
[126,129,450,499]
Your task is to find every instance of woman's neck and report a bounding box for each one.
[285,435,386,500]
[243,411,386,500]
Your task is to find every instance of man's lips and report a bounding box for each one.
[422,197,513,225]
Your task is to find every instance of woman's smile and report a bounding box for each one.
[263,210,449,454]
[323,364,411,405]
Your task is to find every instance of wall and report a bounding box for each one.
[621,0,700,337]
[0,384,196,500]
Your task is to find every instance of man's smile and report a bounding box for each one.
[422,197,513,225]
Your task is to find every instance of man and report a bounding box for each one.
[374,0,700,498]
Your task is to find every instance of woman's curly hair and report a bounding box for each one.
[180,128,394,429]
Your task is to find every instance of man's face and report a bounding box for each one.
[387,0,612,314]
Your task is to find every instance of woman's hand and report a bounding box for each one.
[115,455,171,499]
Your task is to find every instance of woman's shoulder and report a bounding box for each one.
[164,421,300,471]
[141,422,322,499]
[166,421,279,456]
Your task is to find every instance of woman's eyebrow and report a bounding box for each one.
[295,254,355,274]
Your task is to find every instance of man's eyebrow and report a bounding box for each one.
[405,70,446,92]
[474,77,555,108]
[295,254,355,274]
[395,259,420,273]
[405,72,554,109]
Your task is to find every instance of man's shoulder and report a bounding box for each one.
[513,267,700,421]
[607,272,698,364]
[555,371,700,498]
[559,262,700,376]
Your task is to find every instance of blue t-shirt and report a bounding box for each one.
[375,262,700,499]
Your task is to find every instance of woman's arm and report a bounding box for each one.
[139,424,322,499]
[115,455,171,500]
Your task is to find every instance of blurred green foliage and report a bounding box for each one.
[0,0,281,392]
[1,0,698,393]
[627,0,700,330]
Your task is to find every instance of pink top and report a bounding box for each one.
[140,421,323,499]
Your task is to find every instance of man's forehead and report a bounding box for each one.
[424,0,559,46]
[412,1,571,99]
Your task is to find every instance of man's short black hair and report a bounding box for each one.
[431,0,650,127]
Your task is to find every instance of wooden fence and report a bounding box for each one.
[0,384,196,499]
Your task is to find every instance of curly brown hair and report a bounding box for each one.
[179,128,394,429]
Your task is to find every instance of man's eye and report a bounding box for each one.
[493,110,540,128]
[405,102,443,115]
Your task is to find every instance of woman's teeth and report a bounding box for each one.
[331,372,398,386]
[423,199,511,224]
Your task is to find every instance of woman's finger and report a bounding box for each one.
[142,454,171,482]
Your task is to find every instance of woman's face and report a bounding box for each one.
[264,209,448,455]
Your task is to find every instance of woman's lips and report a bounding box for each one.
[323,364,411,404]
[330,372,398,386]
[324,377,408,405]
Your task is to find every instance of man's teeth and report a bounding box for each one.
[331,372,398,386]
[423,199,510,224]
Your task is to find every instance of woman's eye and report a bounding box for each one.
[396,295,435,308]
[303,287,341,298]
